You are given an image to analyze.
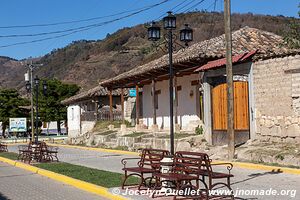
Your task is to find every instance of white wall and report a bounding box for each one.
[142,74,201,130]
[67,105,81,138]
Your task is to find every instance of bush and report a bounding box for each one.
[195,125,203,135]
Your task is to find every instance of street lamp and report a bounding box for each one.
[43,80,47,96]
[147,12,193,155]
[25,81,31,92]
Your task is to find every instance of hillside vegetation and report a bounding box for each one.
[0,11,296,91]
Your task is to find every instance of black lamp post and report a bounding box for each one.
[147,12,193,155]
[26,76,47,143]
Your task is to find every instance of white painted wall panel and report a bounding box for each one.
[142,74,201,130]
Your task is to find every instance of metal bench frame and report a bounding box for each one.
[121,148,170,190]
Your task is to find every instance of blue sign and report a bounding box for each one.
[129,89,136,97]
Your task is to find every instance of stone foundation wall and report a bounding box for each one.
[253,55,300,143]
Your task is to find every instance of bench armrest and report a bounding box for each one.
[211,162,233,174]
[121,157,141,168]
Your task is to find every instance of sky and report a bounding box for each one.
[0,0,299,60]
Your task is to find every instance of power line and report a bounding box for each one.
[181,0,207,13]
[154,0,191,20]
[174,0,198,13]
[0,1,167,29]
[0,0,170,48]
[0,0,169,38]
[202,0,219,53]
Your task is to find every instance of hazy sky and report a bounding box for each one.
[0,0,298,60]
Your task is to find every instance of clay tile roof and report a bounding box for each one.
[61,86,128,105]
[99,26,300,88]
[195,50,257,72]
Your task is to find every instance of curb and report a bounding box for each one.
[224,161,300,175]
[50,143,300,175]
[0,157,128,200]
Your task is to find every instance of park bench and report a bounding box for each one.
[0,143,8,152]
[18,142,59,163]
[121,148,170,190]
[40,142,59,162]
[196,158,233,191]
[18,143,33,162]
[152,151,234,199]
[152,151,208,199]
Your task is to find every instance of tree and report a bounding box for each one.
[0,89,30,135]
[37,79,79,134]
[284,4,300,48]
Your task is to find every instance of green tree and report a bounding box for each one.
[0,89,30,135]
[36,79,79,134]
[284,4,300,48]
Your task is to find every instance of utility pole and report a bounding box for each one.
[25,61,42,142]
[224,0,235,160]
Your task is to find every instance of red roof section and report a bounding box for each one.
[194,50,257,72]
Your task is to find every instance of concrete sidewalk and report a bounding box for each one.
[0,162,106,200]
[8,144,300,199]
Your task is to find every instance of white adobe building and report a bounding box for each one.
[98,27,300,145]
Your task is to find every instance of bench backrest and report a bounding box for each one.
[139,148,170,169]
[174,151,211,174]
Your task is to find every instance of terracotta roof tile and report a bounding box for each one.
[99,27,299,88]
[195,50,257,72]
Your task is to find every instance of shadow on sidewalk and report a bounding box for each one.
[0,192,10,200]
[232,169,283,186]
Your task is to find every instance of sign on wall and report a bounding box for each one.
[129,89,136,97]
[9,118,27,132]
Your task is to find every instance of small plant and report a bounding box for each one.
[275,154,285,161]
[91,140,96,146]
[195,125,203,135]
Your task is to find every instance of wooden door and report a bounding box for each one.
[212,81,249,130]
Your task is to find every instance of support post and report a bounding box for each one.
[135,85,140,125]
[151,79,157,125]
[151,79,158,131]
[224,0,235,160]
[174,76,178,124]
[121,88,125,124]
[94,98,98,121]
[109,89,113,122]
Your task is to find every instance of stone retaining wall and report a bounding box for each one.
[253,55,300,143]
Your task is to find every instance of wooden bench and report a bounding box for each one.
[18,142,59,163]
[153,151,234,199]
[0,143,8,152]
[194,158,233,191]
[121,148,170,190]
[153,151,208,199]
[40,142,59,162]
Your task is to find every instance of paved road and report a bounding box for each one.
[0,162,106,200]
[8,145,300,200]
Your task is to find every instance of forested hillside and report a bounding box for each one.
[0,11,296,91]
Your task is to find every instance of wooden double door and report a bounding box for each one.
[211,81,250,144]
